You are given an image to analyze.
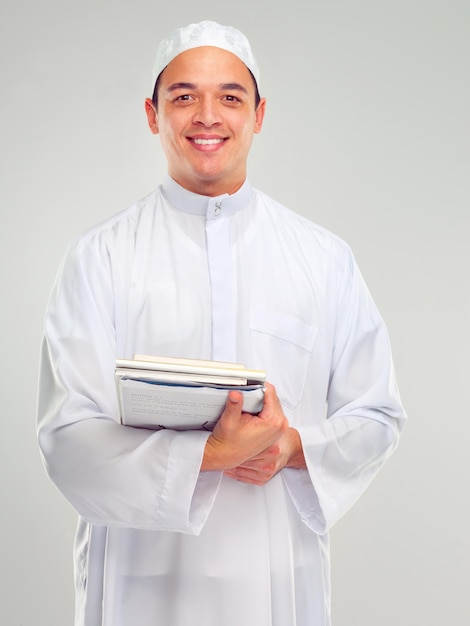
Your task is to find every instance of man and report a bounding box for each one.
[38,20,406,626]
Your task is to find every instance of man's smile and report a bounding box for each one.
[192,137,226,145]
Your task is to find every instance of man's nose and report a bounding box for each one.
[193,96,222,127]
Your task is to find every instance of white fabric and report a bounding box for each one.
[152,20,260,88]
[38,176,406,626]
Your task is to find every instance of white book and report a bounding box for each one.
[115,355,266,431]
[133,354,245,370]
[117,379,265,431]
[115,367,248,387]
[115,355,266,386]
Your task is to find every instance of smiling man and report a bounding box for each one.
[145,45,265,196]
[38,20,406,626]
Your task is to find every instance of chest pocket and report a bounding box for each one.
[249,307,317,410]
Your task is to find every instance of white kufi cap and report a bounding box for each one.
[152,20,260,89]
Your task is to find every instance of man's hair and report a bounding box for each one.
[151,68,261,110]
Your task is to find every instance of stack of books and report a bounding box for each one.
[115,354,266,431]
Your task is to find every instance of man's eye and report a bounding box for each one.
[224,95,241,103]
[175,94,193,102]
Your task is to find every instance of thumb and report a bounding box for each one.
[223,390,243,417]
[227,390,243,405]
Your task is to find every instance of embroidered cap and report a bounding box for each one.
[152,20,260,89]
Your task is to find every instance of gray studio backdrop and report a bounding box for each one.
[1,1,468,624]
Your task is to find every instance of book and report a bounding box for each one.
[115,367,248,387]
[133,354,245,370]
[115,355,266,431]
[115,355,265,385]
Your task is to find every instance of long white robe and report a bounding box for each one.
[37,176,406,626]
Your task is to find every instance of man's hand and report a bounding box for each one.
[201,382,288,472]
[223,427,306,486]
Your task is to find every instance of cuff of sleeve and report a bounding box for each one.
[282,467,327,535]
[155,430,222,535]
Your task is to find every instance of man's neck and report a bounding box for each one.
[167,173,246,198]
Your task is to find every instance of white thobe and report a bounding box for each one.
[38,176,406,626]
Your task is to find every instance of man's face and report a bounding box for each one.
[145,46,266,197]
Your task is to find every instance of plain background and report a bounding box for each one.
[1,0,468,624]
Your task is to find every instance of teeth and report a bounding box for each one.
[193,138,224,145]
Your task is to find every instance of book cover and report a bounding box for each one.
[115,355,266,431]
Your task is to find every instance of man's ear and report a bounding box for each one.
[144,98,159,135]
[254,98,267,134]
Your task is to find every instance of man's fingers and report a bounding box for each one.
[216,390,244,426]
[262,382,281,411]
[225,390,243,413]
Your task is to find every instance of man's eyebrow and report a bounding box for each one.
[166,82,197,92]
[220,83,248,94]
[165,82,249,94]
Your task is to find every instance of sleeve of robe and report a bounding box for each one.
[281,242,407,534]
[37,234,221,535]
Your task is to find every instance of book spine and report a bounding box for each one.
[115,359,266,383]
[115,368,247,386]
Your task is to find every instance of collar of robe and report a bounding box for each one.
[161,174,254,220]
